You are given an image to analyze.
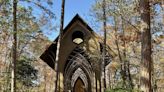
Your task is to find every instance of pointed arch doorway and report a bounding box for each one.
[64,47,93,92]
[73,78,86,92]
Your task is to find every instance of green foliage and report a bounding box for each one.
[0,0,54,91]
[16,57,38,87]
[106,88,141,92]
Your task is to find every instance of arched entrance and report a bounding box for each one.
[64,47,93,92]
[73,78,85,92]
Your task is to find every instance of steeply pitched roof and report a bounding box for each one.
[40,14,94,69]
[62,14,94,34]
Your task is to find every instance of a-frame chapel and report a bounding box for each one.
[40,14,115,92]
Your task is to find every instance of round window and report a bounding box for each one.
[72,31,84,44]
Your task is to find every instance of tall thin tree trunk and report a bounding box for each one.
[127,60,133,89]
[11,0,17,92]
[44,65,47,92]
[99,77,102,92]
[102,0,107,91]
[54,0,65,92]
[121,18,128,88]
[139,0,152,92]
[114,16,126,88]
[121,18,133,89]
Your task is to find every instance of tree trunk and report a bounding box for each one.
[44,65,47,92]
[114,16,126,88]
[121,18,133,89]
[11,0,17,92]
[127,61,133,89]
[54,0,65,92]
[102,0,107,91]
[121,18,128,89]
[139,0,152,92]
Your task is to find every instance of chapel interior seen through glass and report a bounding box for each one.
[72,31,84,44]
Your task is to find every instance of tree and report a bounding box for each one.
[139,0,152,92]
[55,0,65,92]
[11,0,18,92]
[102,0,107,91]
[0,0,55,91]
[91,0,139,91]
[16,57,38,87]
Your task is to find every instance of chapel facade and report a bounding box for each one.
[40,14,115,92]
